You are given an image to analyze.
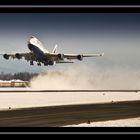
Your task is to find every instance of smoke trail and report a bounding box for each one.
[30,64,140,90]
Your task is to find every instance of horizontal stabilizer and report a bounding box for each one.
[100,52,104,56]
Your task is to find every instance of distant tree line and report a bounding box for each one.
[0,72,39,81]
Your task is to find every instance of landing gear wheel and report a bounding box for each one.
[30,61,34,65]
[44,63,48,66]
[37,62,41,66]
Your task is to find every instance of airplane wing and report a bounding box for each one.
[64,53,104,59]
[1,52,36,61]
[49,52,104,61]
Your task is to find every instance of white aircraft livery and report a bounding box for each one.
[2,36,104,66]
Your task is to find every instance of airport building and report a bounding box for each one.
[0,80,29,87]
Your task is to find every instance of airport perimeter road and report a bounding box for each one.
[0,100,140,127]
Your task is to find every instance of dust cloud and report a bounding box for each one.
[30,64,140,90]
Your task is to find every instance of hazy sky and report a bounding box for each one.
[0,13,140,73]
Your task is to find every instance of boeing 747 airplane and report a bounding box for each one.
[2,36,104,66]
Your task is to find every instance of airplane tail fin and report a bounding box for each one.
[52,44,58,53]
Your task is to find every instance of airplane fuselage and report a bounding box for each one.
[27,36,52,65]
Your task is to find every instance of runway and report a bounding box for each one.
[0,100,140,127]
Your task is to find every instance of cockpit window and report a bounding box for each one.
[30,36,35,39]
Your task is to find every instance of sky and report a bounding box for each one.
[0,13,140,73]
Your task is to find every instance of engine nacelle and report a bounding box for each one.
[48,61,54,66]
[3,54,9,60]
[77,55,83,61]
[15,53,22,59]
[58,53,64,60]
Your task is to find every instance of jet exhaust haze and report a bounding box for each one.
[30,64,140,90]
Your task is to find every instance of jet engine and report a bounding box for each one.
[77,54,83,61]
[15,53,22,59]
[58,53,64,60]
[3,54,9,60]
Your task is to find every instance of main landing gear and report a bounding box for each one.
[44,62,48,66]
[30,61,34,65]
[37,62,41,66]
[30,61,41,66]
